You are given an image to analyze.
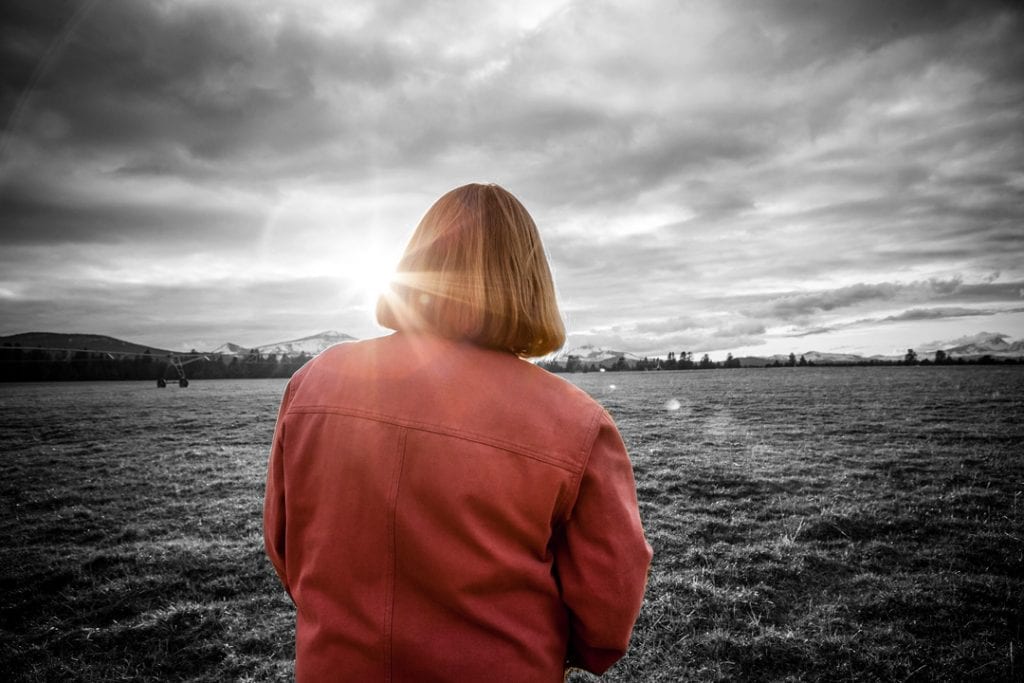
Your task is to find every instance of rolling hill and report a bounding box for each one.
[0,332,174,356]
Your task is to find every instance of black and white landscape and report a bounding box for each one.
[2,2,1023,681]
[1,1,1023,358]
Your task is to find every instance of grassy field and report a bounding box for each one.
[2,368,1022,681]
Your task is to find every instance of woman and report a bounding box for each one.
[264,183,652,682]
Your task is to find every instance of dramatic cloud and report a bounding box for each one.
[750,278,971,320]
[786,304,1024,338]
[1,0,1022,354]
[882,307,1016,322]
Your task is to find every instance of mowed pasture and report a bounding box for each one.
[1,367,1022,681]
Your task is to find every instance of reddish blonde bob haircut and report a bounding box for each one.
[376,183,565,358]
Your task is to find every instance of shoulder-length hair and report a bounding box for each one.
[376,183,565,358]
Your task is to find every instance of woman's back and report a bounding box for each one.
[265,332,651,682]
[265,183,650,681]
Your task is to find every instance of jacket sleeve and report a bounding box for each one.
[263,377,297,599]
[554,409,653,674]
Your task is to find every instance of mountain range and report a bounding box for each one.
[546,344,646,369]
[210,331,357,358]
[553,331,1024,368]
[1,330,1021,365]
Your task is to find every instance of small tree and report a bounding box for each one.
[904,348,918,365]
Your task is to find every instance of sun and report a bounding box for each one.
[341,245,401,305]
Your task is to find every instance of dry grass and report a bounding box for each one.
[569,366,1024,682]
[1,381,294,681]
[2,368,1022,681]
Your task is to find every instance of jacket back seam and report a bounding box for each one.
[383,427,407,683]
[287,404,582,472]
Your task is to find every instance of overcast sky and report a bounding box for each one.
[1,0,1022,356]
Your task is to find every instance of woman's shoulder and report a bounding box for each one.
[285,334,611,469]
[516,356,605,408]
[294,332,605,418]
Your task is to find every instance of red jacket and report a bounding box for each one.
[264,332,652,682]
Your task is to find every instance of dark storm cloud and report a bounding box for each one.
[6,0,1023,200]
[882,307,1007,322]
[786,304,1024,338]
[536,1,1020,206]
[951,281,1024,301]
[756,0,1015,55]
[0,0,419,201]
[748,279,963,320]
[6,1,397,137]
[749,279,1024,320]
[0,178,261,245]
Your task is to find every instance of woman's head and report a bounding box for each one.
[376,183,565,357]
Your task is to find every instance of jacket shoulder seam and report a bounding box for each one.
[557,406,605,523]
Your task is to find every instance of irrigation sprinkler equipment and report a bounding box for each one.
[157,354,209,388]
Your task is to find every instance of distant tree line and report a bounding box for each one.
[0,345,313,382]
[539,350,743,373]
[539,348,1023,373]
[892,348,1021,366]
[3,343,1020,381]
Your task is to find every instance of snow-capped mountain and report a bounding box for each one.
[940,332,1024,357]
[547,344,645,368]
[728,333,1024,366]
[210,331,358,358]
[210,342,250,357]
[255,330,357,357]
